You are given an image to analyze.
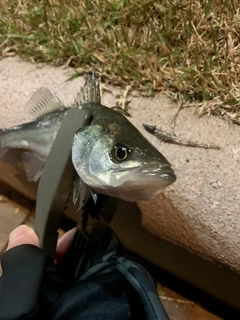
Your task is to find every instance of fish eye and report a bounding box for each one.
[115,147,128,160]
[112,144,131,162]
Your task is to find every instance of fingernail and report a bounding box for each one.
[9,225,32,243]
[7,225,39,250]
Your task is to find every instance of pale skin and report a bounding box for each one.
[5,224,75,265]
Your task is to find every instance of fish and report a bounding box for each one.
[0,71,176,202]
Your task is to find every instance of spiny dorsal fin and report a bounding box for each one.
[25,87,64,119]
[75,70,101,107]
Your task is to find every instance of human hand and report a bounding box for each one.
[0,224,76,320]
[6,225,40,250]
[5,224,76,265]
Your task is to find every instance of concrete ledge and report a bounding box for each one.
[0,57,240,309]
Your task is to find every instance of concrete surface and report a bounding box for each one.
[0,57,240,309]
[157,284,221,320]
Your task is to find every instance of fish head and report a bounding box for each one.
[72,106,176,202]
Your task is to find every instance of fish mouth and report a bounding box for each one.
[110,161,176,186]
[140,162,176,183]
[94,162,176,202]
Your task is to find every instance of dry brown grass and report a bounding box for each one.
[0,0,239,124]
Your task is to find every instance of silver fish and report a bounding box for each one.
[0,72,176,202]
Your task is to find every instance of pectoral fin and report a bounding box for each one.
[72,174,99,210]
[21,152,45,182]
[72,174,91,210]
[89,188,98,204]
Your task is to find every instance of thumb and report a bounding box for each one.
[6,225,40,251]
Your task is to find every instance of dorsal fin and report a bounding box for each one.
[75,70,101,107]
[25,87,64,119]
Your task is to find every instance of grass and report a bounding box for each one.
[0,0,239,124]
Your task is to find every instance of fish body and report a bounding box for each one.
[0,73,176,202]
[1,110,66,158]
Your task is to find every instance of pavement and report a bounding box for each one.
[0,56,239,317]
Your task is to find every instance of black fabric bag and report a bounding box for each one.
[0,230,169,320]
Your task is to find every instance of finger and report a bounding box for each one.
[55,227,76,266]
[6,225,40,251]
